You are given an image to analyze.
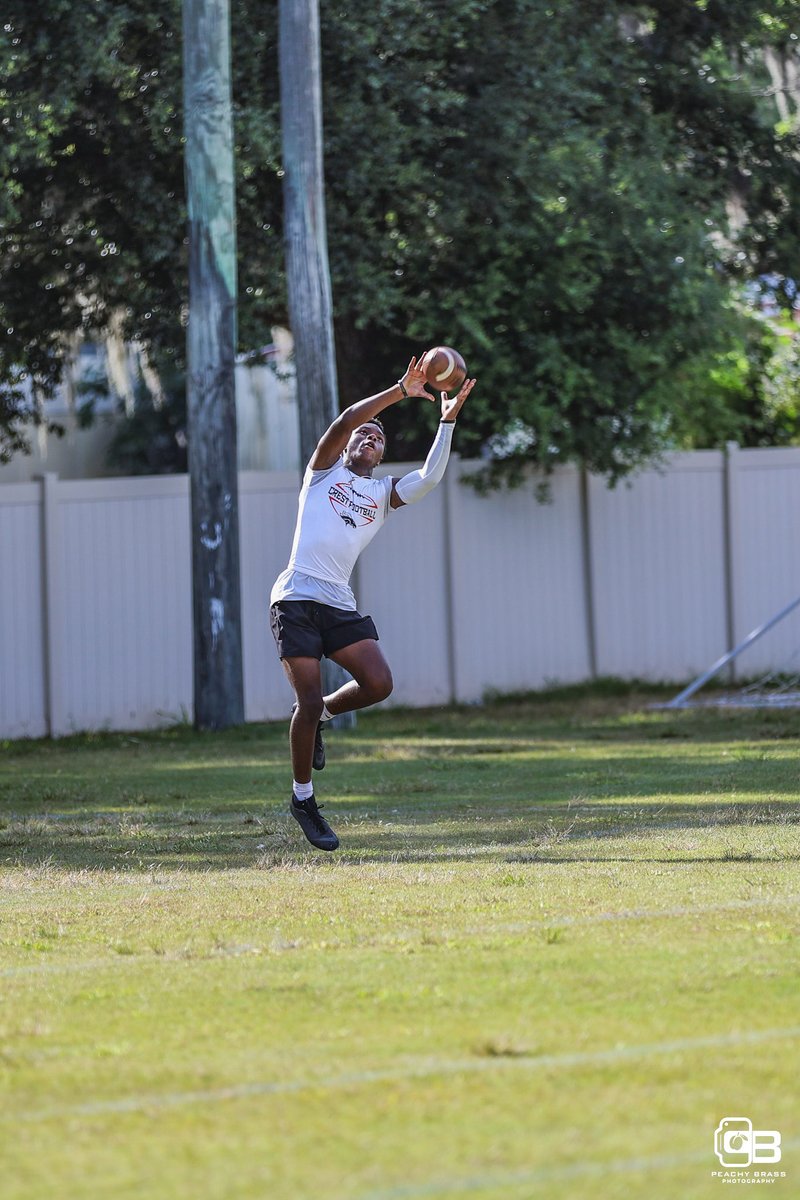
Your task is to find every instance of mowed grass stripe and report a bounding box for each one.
[10,1024,800,1122]
[358,1141,800,1200]
[1,891,798,979]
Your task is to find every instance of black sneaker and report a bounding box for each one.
[290,793,339,852]
[291,703,326,771]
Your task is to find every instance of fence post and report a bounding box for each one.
[442,454,461,704]
[723,442,739,680]
[579,468,598,680]
[38,473,65,738]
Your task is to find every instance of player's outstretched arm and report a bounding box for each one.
[308,356,432,471]
[390,377,476,509]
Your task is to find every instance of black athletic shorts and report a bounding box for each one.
[269,599,379,660]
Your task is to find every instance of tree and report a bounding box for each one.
[2,1,800,483]
[182,0,244,730]
[316,1,800,483]
[0,1,187,459]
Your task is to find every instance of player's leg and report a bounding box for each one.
[281,656,339,851]
[281,656,324,783]
[270,599,326,771]
[326,638,394,714]
[270,602,338,850]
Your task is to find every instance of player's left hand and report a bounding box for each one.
[441,377,476,422]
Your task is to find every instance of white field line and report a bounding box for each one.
[357,1140,800,1199]
[2,893,799,980]
[10,1025,800,1124]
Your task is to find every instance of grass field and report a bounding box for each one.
[1,689,798,1199]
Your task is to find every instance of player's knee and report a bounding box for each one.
[295,693,324,722]
[371,665,393,703]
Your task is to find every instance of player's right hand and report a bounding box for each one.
[400,355,436,401]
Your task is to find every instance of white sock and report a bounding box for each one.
[293,780,314,802]
[320,703,334,722]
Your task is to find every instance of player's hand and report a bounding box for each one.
[441,377,475,422]
[400,355,436,401]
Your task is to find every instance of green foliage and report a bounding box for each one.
[318,0,800,478]
[106,374,188,475]
[2,1,799,480]
[0,1,186,459]
[758,325,800,440]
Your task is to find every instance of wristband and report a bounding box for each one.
[397,378,409,398]
[440,418,455,424]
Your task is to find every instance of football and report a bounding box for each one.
[420,346,467,394]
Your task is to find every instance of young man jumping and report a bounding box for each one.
[269,353,475,851]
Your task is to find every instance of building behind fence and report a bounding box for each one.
[2,445,800,739]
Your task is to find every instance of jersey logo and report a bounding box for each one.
[328,481,378,528]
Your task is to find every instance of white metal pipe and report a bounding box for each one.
[666,593,800,707]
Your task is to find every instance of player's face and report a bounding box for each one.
[345,423,386,470]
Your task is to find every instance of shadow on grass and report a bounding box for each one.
[2,796,799,872]
[1,697,799,871]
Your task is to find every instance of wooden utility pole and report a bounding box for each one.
[279,0,354,726]
[182,0,244,730]
[279,0,338,463]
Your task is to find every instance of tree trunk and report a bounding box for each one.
[182,0,244,731]
[279,0,354,727]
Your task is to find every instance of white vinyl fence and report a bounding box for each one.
[2,445,800,739]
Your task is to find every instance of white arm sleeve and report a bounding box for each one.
[394,421,455,505]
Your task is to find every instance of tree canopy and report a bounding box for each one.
[2,0,799,482]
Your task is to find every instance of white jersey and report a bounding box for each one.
[271,458,393,610]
